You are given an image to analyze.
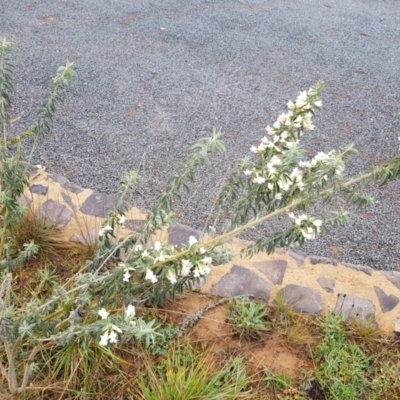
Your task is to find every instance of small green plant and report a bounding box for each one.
[135,345,251,399]
[226,296,270,340]
[314,313,370,400]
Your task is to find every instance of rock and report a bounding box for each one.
[333,294,377,329]
[381,271,400,291]
[288,248,306,266]
[80,192,116,217]
[38,199,72,228]
[309,255,337,266]
[29,184,48,195]
[274,284,323,315]
[252,260,287,284]
[168,224,202,246]
[124,219,145,231]
[373,286,399,313]
[48,173,84,193]
[342,262,373,276]
[317,277,335,293]
[211,264,272,301]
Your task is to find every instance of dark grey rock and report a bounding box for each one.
[373,286,399,313]
[317,277,335,293]
[381,271,400,291]
[342,262,373,276]
[38,199,72,228]
[288,248,306,267]
[168,224,202,246]
[273,284,323,315]
[80,192,116,217]
[252,260,287,285]
[333,294,377,329]
[29,184,48,195]
[211,264,272,301]
[49,173,84,193]
[309,255,337,266]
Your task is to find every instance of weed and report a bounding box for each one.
[134,345,251,399]
[226,296,271,340]
[314,313,370,400]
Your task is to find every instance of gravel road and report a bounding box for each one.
[1,0,400,270]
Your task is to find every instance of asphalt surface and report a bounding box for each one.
[1,0,400,270]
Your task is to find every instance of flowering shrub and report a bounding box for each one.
[1,37,400,397]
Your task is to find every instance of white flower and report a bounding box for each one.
[198,247,206,254]
[253,175,266,184]
[193,268,201,278]
[281,131,288,140]
[301,227,316,240]
[181,259,193,276]
[154,241,162,251]
[269,155,282,166]
[188,236,198,246]
[123,271,131,282]
[203,266,212,275]
[98,308,109,320]
[273,121,281,129]
[118,215,127,226]
[299,160,312,169]
[167,269,177,284]
[142,250,149,258]
[145,269,158,283]
[295,214,308,226]
[98,225,113,237]
[258,143,267,152]
[135,244,143,252]
[275,193,282,200]
[154,253,166,263]
[287,100,295,110]
[34,164,46,171]
[108,330,118,344]
[266,125,275,135]
[267,182,274,191]
[295,91,308,108]
[290,167,302,181]
[313,219,323,232]
[250,145,258,153]
[244,169,253,176]
[99,333,110,346]
[126,304,136,318]
[314,100,322,108]
[202,256,212,265]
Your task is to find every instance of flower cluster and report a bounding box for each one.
[288,212,323,240]
[117,236,213,290]
[98,305,136,346]
[245,86,324,196]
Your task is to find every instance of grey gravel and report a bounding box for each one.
[1,0,400,270]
